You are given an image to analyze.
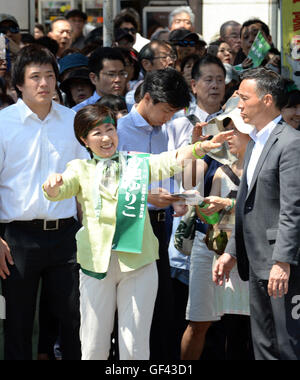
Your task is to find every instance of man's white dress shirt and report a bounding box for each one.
[247,115,282,188]
[0,99,88,222]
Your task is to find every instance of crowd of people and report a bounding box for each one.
[0,5,300,361]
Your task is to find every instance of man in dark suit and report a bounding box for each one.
[213,68,300,360]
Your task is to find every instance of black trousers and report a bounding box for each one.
[149,209,175,361]
[170,277,189,360]
[249,266,300,360]
[1,220,81,360]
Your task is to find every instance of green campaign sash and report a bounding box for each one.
[112,153,150,254]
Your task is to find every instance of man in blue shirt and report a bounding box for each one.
[118,68,190,361]
[73,47,128,112]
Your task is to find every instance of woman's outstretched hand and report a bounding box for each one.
[43,174,64,198]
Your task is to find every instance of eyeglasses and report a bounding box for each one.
[122,27,136,34]
[153,54,177,61]
[0,25,20,34]
[226,34,240,40]
[174,40,196,47]
[101,71,129,79]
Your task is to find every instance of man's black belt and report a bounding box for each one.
[149,210,166,223]
[11,217,75,231]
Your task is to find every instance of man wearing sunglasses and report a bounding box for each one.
[169,28,203,69]
[0,14,22,59]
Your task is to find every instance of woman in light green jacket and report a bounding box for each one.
[43,104,232,360]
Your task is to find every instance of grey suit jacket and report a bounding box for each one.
[226,121,300,281]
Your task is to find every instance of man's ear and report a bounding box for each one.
[89,72,98,86]
[143,92,152,104]
[263,93,273,107]
[191,79,197,95]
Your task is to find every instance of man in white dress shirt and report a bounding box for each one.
[0,44,88,360]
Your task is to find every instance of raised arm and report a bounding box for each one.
[176,130,234,166]
[43,161,81,201]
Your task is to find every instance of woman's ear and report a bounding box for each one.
[80,137,88,147]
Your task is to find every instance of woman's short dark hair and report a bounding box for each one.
[281,79,300,109]
[97,94,127,112]
[285,90,300,108]
[207,39,226,57]
[12,44,59,98]
[180,53,201,72]
[74,104,117,150]
[142,67,190,109]
[35,23,45,34]
[191,54,226,81]
[241,67,286,110]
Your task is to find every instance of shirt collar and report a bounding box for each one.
[194,106,209,122]
[130,105,153,130]
[92,90,101,102]
[250,115,282,143]
[194,105,223,122]
[17,98,63,124]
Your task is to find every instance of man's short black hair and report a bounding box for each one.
[142,68,190,110]
[241,18,271,38]
[191,54,226,81]
[66,9,87,21]
[88,47,125,76]
[12,44,59,98]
